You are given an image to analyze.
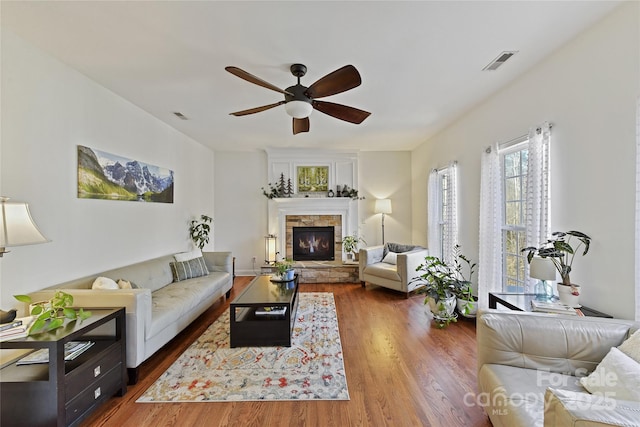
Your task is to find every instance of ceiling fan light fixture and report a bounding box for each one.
[284,100,313,119]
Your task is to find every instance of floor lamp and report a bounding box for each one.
[374,199,392,244]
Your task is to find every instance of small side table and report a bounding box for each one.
[488,293,613,318]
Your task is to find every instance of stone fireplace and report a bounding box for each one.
[268,198,357,264]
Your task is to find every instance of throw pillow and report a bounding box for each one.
[116,279,137,289]
[92,276,119,290]
[579,347,640,402]
[618,329,640,363]
[170,256,209,282]
[383,242,419,258]
[382,252,397,265]
[174,248,203,262]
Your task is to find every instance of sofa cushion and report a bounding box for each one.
[478,363,584,427]
[579,347,640,402]
[383,242,418,258]
[147,272,227,339]
[174,248,203,262]
[92,276,119,290]
[618,329,640,363]
[170,257,209,282]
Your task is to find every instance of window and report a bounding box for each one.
[501,140,528,291]
[428,163,457,263]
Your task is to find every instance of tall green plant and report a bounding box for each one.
[189,215,213,249]
[522,230,591,285]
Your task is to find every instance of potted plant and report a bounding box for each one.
[273,258,295,281]
[451,245,478,318]
[189,214,212,249]
[521,230,591,306]
[341,234,366,262]
[412,256,458,328]
[14,291,91,335]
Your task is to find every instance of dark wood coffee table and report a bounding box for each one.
[230,274,300,347]
[488,292,612,318]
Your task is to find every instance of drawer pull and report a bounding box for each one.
[94,387,101,400]
[94,366,101,377]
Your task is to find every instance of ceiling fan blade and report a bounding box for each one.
[293,117,310,135]
[229,101,285,116]
[312,101,371,124]
[225,66,293,96]
[306,65,362,99]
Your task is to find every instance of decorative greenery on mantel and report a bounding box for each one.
[262,173,363,200]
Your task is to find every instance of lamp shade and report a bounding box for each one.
[0,197,49,255]
[374,199,392,215]
[284,100,313,119]
[529,257,557,281]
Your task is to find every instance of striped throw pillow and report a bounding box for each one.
[170,257,209,282]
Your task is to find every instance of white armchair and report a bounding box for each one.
[359,243,428,298]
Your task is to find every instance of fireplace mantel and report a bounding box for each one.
[268,197,359,262]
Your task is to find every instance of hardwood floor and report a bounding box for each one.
[82,277,492,427]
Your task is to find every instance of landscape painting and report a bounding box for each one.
[77,145,174,203]
[297,166,329,193]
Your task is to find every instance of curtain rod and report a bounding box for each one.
[433,160,458,173]
[485,122,554,153]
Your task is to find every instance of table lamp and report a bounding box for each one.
[529,256,556,300]
[0,196,49,257]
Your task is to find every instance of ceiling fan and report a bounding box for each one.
[225,63,371,135]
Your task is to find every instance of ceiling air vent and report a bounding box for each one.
[482,51,518,71]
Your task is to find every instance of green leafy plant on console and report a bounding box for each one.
[14,291,91,335]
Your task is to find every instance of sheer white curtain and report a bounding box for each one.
[442,162,458,265]
[636,97,640,321]
[524,122,551,292]
[478,144,503,309]
[427,169,440,258]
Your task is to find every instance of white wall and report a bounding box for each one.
[214,150,413,274]
[0,31,215,309]
[411,2,639,319]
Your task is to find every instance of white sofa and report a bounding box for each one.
[359,243,428,298]
[477,309,640,427]
[26,251,233,383]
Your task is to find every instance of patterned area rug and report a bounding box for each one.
[137,292,349,402]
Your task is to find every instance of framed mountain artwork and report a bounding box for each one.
[77,145,174,203]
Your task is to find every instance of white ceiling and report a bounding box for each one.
[1,1,621,152]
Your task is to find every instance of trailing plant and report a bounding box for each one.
[189,214,213,249]
[14,291,91,335]
[521,230,591,286]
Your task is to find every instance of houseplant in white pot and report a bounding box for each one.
[451,245,478,318]
[413,256,458,328]
[522,230,591,307]
[341,234,366,262]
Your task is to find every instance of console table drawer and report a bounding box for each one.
[66,343,122,399]
[65,364,123,425]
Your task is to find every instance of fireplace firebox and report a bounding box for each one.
[292,226,335,261]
